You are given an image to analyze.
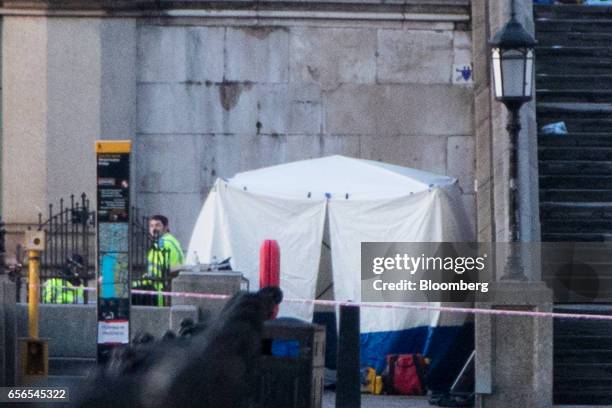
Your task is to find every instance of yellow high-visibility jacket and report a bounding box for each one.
[147,232,184,278]
[134,233,184,306]
[42,278,84,304]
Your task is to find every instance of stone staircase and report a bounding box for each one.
[553,305,612,405]
[535,4,612,405]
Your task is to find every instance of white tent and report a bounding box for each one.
[188,155,474,375]
[187,155,473,325]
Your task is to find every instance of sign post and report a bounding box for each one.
[95,140,131,364]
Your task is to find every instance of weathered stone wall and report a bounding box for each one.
[1,17,136,261]
[135,15,475,245]
[1,1,475,249]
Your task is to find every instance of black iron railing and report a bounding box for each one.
[38,193,95,280]
[14,195,173,306]
[32,193,96,304]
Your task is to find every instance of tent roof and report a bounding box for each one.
[227,155,457,200]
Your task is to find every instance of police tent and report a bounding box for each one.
[186,155,474,389]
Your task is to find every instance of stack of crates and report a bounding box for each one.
[258,318,326,408]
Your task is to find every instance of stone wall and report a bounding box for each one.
[134,11,475,245]
[1,1,476,249]
[13,304,198,358]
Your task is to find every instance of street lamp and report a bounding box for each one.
[490,6,536,281]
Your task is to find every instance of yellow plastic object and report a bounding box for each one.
[27,250,41,338]
[374,376,383,395]
[362,367,377,393]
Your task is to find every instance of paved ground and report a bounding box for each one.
[40,377,434,407]
[323,391,432,407]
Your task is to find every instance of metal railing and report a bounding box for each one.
[33,193,95,304]
[11,196,174,306]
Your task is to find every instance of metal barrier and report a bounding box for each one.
[38,194,95,280]
[33,194,95,304]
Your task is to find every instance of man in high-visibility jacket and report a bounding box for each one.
[42,277,84,304]
[42,254,85,304]
[133,215,184,306]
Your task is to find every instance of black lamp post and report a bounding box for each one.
[490,5,536,281]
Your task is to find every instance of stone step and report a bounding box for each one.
[544,287,612,303]
[554,328,612,403]
[537,74,612,90]
[555,363,612,381]
[538,133,612,147]
[554,304,612,314]
[537,118,612,132]
[554,317,612,336]
[536,19,612,33]
[539,147,612,161]
[537,90,612,103]
[555,390,612,405]
[540,160,612,175]
[536,4,612,20]
[542,218,612,233]
[544,270,612,282]
[540,175,612,189]
[544,259,612,276]
[555,385,612,397]
[537,102,612,117]
[536,31,612,47]
[542,232,612,242]
[49,357,96,376]
[554,349,612,364]
[541,188,612,202]
[535,59,612,75]
[540,202,612,218]
[555,377,612,391]
[556,335,612,350]
[537,45,612,57]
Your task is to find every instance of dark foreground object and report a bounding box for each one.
[73,287,285,408]
[336,304,360,408]
[259,318,325,408]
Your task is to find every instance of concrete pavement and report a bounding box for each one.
[323,391,432,408]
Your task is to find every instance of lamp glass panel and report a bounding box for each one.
[492,48,503,98]
[524,49,534,98]
[501,49,526,98]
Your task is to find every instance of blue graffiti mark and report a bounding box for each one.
[456,65,472,81]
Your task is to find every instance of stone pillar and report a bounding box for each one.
[472,0,540,248]
[476,282,552,407]
[472,0,552,406]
